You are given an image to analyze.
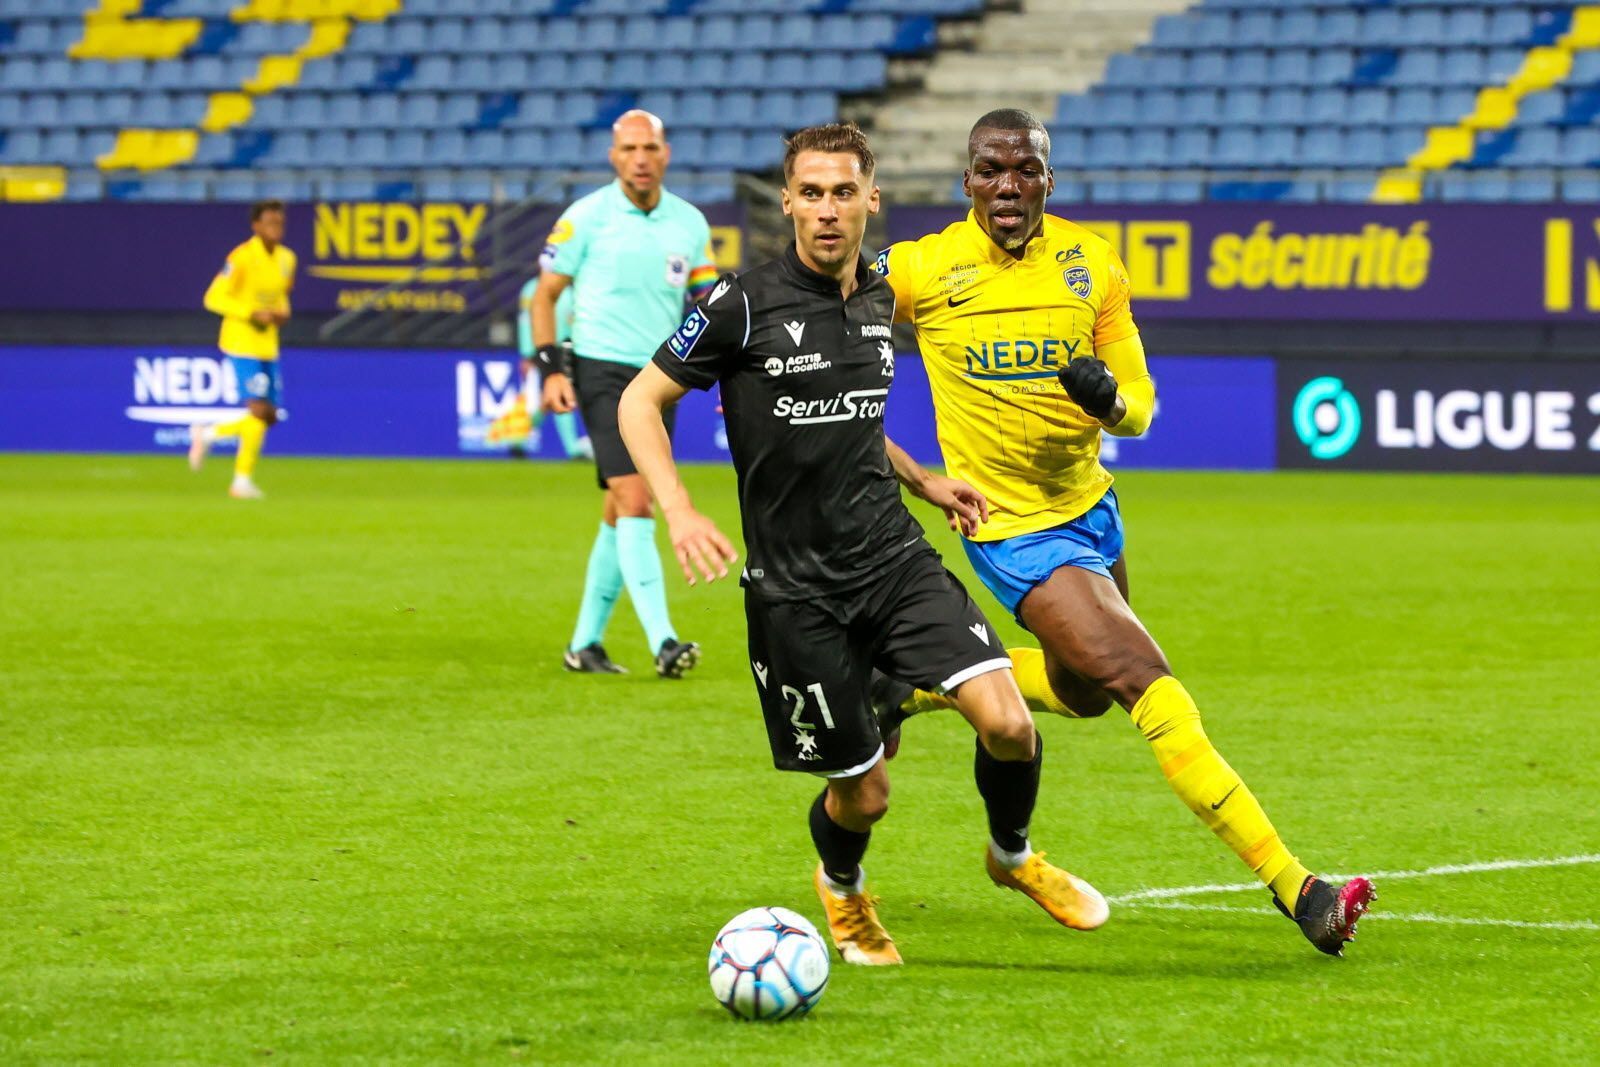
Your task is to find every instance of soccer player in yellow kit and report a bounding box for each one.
[189,199,296,499]
[875,110,1375,955]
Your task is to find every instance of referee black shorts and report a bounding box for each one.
[743,547,1012,776]
[572,354,675,490]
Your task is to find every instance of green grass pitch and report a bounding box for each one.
[2,454,1597,1064]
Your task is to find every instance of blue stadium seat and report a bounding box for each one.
[1219,88,1263,125]
[1562,175,1600,201]
[1516,89,1563,126]
[1487,9,1535,45]
[349,129,388,166]
[1562,127,1600,165]
[1139,89,1180,127]
[1262,87,1306,124]
[1212,126,1259,168]
[1505,127,1560,166]
[1348,88,1391,125]
[1170,128,1212,167]
[1177,89,1220,126]
[1441,49,1486,87]
[1259,127,1297,167]
[1127,129,1170,168]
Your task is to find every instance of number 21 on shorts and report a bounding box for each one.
[783,683,835,731]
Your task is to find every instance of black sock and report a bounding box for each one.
[809,789,869,886]
[974,731,1042,854]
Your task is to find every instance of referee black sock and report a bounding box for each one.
[809,789,869,888]
[974,731,1042,855]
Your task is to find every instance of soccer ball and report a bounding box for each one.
[707,906,830,1021]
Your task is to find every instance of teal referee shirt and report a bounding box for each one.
[540,181,719,368]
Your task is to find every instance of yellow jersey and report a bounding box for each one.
[203,236,296,360]
[880,211,1154,541]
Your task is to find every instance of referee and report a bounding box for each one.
[617,123,1108,965]
[530,109,718,677]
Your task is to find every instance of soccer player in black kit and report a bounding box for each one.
[618,124,1108,965]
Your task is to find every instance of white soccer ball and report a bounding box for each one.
[707,906,830,1021]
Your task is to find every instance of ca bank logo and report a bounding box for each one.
[1293,376,1361,460]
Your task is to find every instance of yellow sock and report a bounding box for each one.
[1130,675,1311,910]
[906,647,1086,717]
[210,413,253,440]
[235,414,268,478]
[1007,646,1086,717]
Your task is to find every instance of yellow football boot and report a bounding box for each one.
[985,850,1110,931]
[812,864,903,965]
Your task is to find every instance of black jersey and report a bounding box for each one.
[651,243,926,600]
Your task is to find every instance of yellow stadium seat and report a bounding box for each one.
[1409,126,1474,170]
[1462,87,1517,131]
[299,19,351,58]
[201,92,255,133]
[243,55,305,94]
[1371,169,1422,205]
[0,166,67,202]
[1563,6,1600,49]
[97,129,200,172]
[1507,46,1573,97]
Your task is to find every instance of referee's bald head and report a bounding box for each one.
[613,109,666,142]
[968,108,1051,163]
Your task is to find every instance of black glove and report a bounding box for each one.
[534,343,571,376]
[1058,356,1118,420]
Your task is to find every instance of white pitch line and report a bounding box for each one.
[1125,900,1599,932]
[1108,853,1600,904]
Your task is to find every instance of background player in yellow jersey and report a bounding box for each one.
[189,199,296,500]
[875,110,1375,955]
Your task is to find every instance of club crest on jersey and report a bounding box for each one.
[873,249,890,276]
[665,254,689,287]
[1063,266,1093,298]
[667,307,709,360]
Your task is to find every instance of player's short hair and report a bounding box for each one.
[968,108,1051,162]
[782,122,876,182]
[250,198,285,222]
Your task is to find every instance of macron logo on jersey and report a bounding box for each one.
[783,320,806,347]
[667,307,709,360]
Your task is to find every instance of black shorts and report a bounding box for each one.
[572,355,675,489]
[743,547,1011,775]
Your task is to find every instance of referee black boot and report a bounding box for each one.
[654,638,700,679]
[563,643,627,674]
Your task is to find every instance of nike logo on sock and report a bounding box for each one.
[1211,784,1240,811]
